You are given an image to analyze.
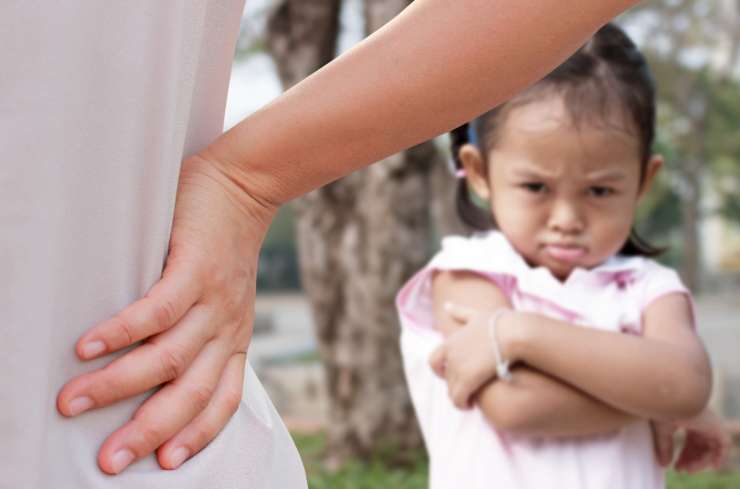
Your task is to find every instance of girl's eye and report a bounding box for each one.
[589,186,614,197]
[522,182,547,194]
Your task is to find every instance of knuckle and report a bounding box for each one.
[158,346,189,381]
[150,297,179,332]
[133,422,168,453]
[94,368,126,404]
[185,383,216,412]
[191,419,220,448]
[205,265,230,291]
[112,316,135,346]
[221,389,243,414]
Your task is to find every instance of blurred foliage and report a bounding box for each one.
[619,1,740,279]
[258,206,301,290]
[234,6,270,62]
[263,205,297,247]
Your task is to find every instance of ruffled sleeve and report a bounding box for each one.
[637,260,695,329]
[395,232,520,333]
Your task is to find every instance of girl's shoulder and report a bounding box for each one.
[396,231,519,331]
[431,230,525,275]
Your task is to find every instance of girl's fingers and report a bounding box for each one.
[449,374,474,410]
[76,265,203,360]
[719,432,731,467]
[57,306,215,416]
[429,345,447,378]
[157,352,247,469]
[95,338,234,475]
[675,432,710,472]
[650,421,675,466]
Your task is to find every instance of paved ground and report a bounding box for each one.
[694,292,740,415]
[250,290,740,425]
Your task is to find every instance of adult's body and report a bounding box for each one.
[3,0,639,485]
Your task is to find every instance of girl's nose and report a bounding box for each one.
[547,200,584,234]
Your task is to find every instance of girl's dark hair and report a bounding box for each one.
[452,22,662,257]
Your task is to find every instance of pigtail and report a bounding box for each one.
[450,124,495,230]
[619,229,666,257]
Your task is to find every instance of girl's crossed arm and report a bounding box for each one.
[502,295,712,422]
[432,271,636,438]
[433,281,712,424]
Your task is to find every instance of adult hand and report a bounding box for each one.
[56,154,276,474]
[429,303,511,409]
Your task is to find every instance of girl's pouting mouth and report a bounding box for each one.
[542,243,587,264]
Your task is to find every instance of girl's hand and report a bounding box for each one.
[674,409,731,473]
[651,420,677,467]
[56,154,276,474]
[429,303,515,409]
[650,409,731,472]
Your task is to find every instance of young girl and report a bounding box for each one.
[396,23,729,489]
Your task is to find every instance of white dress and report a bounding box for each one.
[0,2,306,487]
[397,231,691,489]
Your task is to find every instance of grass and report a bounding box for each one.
[294,433,428,489]
[667,471,740,489]
[293,432,740,489]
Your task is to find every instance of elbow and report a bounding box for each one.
[493,406,532,434]
[680,369,712,419]
[673,385,710,421]
[661,361,712,421]
[480,387,533,433]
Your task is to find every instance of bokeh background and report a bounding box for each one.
[226,1,740,487]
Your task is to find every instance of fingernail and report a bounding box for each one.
[170,447,190,469]
[81,340,106,359]
[111,449,135,474]
[67,396,94,416]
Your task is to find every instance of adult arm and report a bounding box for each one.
[433,271,636,438]
[209,0,642,206]
[59,0,642,474]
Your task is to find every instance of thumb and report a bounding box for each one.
[429,344,447,378]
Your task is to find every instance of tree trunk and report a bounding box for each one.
[681,156,703,292]
[676,74,709,293]
[267,0,438,465]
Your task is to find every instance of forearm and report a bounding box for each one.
[205,0,640,206]
[503,313,711,422]
[477,366,636,438]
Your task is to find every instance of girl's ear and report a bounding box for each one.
[459,144,491,200]
[638,154,664,200]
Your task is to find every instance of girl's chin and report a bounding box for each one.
[543,257,588,280]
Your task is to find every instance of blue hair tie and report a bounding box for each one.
[467,120,479,147]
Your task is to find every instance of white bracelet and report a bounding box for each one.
[488,309,512,381]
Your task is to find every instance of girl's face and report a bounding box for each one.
[461,95,662,281]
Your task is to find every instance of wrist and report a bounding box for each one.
[498,311,531,364]
[188,150,278,234]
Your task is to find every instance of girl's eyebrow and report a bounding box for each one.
[508,165,557,179]
[586,169,627,181]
